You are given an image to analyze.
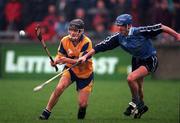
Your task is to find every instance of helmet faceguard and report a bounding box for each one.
[68,19,84,41]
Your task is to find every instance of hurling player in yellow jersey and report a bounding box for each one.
[39,19,94,120]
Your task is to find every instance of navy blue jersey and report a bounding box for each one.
[94,24,163,59]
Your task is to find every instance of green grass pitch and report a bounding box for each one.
[0,78,179,123]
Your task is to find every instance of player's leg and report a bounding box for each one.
[124,66,149,116]
[125,55,158,118]
[39,72,72,120]
[77,81,93,119]
[133,55,158,118]
[46,76,72,111]
[127,66,148,105]
[134,77,148,118]
[137,77,144,102]
[77,90,90,119]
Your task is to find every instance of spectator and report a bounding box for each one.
[156,33,175,44]
[105,0,117,22]
[92,23,109,40]
[4,0,22,31]
[43,4,58,28]
[63,0,80,21]
[110,0,131,20]
[138,0,151,25]
[0,0,7,30]
[1,0,179,42]
[54,14,69,37]
[151,0,173,27]
[74,7,91,30]
[40,4,58,41]
[92,13,105,30]
[56,0,67,15]
[25,22,39,40]
[173,0,180,31]
[95,0,109,15]
[22,0,49,28]
[25,21,55,41]
[106,0,117,10]
[129,0,141,26]
[40,21,56,41]
[89,0,110,30]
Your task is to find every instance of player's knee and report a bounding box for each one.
[127,74,136,83]
[79,100,88,107]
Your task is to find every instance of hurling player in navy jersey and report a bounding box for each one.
[78,14,180,118]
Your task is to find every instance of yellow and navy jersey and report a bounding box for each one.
[55,34,93,78]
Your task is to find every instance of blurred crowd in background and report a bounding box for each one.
[0,0,180,43]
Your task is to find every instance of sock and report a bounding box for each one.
[40,109,51,119]
[132,94,140,105]
[77,107,86,119]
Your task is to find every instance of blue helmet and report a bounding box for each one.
[115,14,132,26]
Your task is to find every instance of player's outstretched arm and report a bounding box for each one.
[161,24,180,41]
[56,57,78,64]
[50,56,77,66]
[78,49,95,63]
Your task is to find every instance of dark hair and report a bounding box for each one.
[69,19,84,30]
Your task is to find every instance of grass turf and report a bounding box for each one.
[0,78,179,123]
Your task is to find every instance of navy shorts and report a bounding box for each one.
[132,55,158,73]
[69,69,94,91]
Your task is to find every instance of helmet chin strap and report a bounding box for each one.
[69,34,81,42]
[69,36,79,42]
[126,25,130,31]
[125,24,131,35]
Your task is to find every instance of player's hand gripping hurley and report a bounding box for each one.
[33,62,79,92]
[35,25,58,72]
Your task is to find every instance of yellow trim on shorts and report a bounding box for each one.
[62,70,71,80]
[80,81,93,93]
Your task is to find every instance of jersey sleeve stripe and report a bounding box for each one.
[139,23,162,32]
[58,43,68,56]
